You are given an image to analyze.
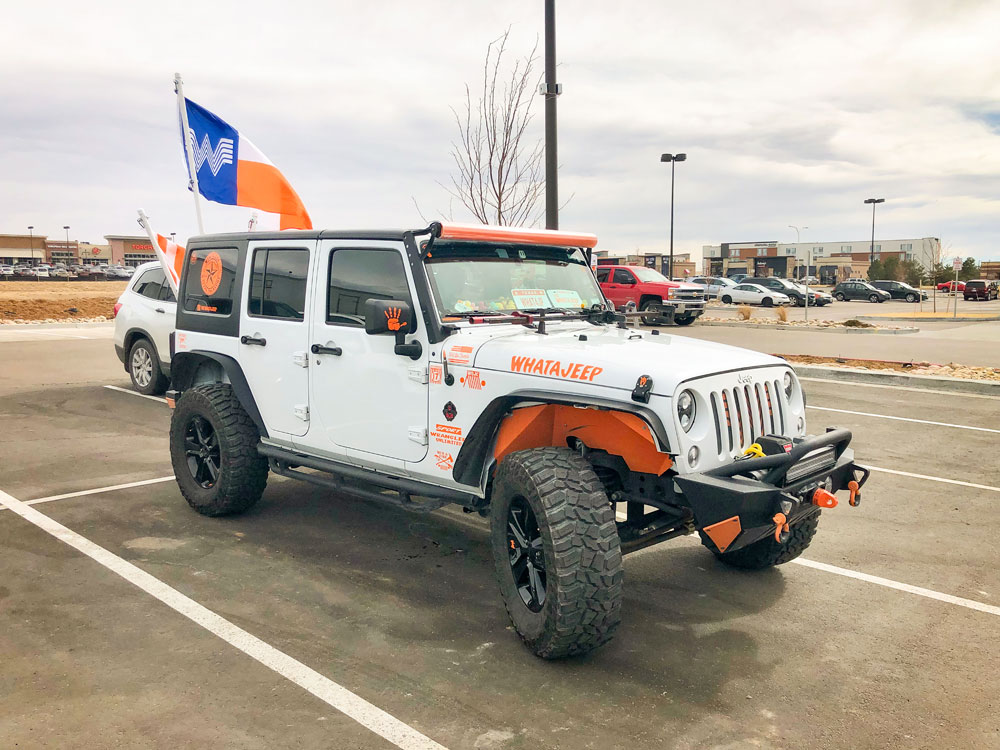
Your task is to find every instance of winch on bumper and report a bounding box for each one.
[674,428,869,554]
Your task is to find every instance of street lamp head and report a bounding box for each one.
[661,153,687,162]
[27,225,34,231]
[63,225,70,230]
[674,153,687,162]
[864,198,885,205]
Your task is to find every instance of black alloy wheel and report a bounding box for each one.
[184,415,220,488]
[506,496,546,612]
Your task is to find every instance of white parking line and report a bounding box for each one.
[104,384,166,404]
[791,558,1000,617]
[807,405,1000,434]
[799,376,1000,401]
[0,476,176,513]
[867,465,1000,493]
[0,487,447,750]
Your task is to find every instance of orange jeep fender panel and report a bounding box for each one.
[493,404,673,476]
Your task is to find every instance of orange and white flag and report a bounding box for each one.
[155,233,185,295]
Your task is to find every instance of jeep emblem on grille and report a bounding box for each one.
[736,373,753,384]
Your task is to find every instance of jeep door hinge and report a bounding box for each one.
[291,351,310,368]
[293,404,310,422]
[408,426,428,445]
[408,365,428,384]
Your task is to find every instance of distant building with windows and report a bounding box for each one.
[104,235,158,267]
[701,237,941,283]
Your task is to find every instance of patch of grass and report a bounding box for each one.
[775,306,788,323]
[842,318,874,328]
[737,304,752,320]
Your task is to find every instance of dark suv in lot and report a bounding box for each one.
[833,281,890,303]
[756,276,830,307]
[871,280,927,303]
[963,280,998,301]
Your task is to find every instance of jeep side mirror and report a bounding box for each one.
[364,299,422,360]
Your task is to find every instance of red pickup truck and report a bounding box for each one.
[595,265,706,326]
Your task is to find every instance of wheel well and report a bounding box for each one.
[171,351,268,438]
[452,393,673,491]
[123,328,151,357]
[638,294,662,308]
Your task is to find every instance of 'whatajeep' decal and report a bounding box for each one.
[510,356,603,381]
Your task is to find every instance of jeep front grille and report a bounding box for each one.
[708,378,787,455]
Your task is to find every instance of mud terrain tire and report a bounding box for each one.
[700,512,820,570]
[490,448,623,659]
[170,384,268,517]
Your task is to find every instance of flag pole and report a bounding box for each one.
[137,208,179,296]
[174,73,205,235]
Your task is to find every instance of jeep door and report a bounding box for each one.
[306,241,429,464]
[239,240,313,438]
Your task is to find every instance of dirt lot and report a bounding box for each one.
[0,280,127,321]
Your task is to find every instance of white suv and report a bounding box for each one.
[113,262,176,394]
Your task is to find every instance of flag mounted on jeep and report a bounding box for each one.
[178,95,312,231]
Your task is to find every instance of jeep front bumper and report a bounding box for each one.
[674,428,869,554]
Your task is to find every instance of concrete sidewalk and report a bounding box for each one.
[666,319,1000,368]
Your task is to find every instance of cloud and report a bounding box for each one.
[1,0,998,261]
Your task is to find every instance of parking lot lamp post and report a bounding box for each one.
[27,226,34,266]
[63,225,71,266]
[661,153,686,278]
[864,198,884,265]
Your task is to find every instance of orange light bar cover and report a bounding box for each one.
[437,222,598,249]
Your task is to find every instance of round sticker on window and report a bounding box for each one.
[200,252,223,296]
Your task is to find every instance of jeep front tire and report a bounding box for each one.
[490,448,623,659]
[700,511,820,570]
[169,384,268,517]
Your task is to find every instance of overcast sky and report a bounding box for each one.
[3,0,999,261]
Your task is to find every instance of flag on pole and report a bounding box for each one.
[180,98,312,230]
[137,209,185,296]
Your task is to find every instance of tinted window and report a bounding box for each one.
[613,269,634,284]
[327,248,412,327]
[183,247,239,315]
[735,284,755,291]
[595,268,610,283]
[133,268,164,299]
[247,248,309,321]
[966,281,985,289]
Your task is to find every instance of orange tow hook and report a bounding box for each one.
[848,480,862,507]
[812,488,838,508]
[772,512,790,543]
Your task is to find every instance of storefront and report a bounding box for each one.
[104,235,157,267]
[0,233,48,265]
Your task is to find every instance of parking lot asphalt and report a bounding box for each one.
[1,337,998,749]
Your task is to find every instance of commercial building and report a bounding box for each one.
[980,262,1000,280]
[44,239,80,265]
[104,235,157,267]
[701,237,941,284]
[594,250,697,278]
[0,233,48,265]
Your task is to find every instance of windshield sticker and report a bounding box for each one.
[511,288,549,309]
[547,289,583,308]
[510,356,603,382]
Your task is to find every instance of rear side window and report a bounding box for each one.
[327,248,412,327]
[183,247,239,315]
[248,248,309,320]
[966,281,985,289]
[133,268,164,299]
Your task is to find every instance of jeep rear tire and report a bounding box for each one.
[169,384,268,517]
[490,448,623,659]
[129,338,168,396]
[700,511,820,570]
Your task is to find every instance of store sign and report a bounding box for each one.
[92,247,101,255]
[131,243,154,251]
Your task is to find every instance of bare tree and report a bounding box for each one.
[445,30,544,227]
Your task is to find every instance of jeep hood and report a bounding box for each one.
[447,323,784,396]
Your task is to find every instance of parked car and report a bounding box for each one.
[34,268,50,278]
[963,280,999,301]
[113,262,176,395]
[832,281,891,303]
[719,283,790,306]
[688,276,737,299]
[595,265,706,325]
[937,280,966,293]
[50,268,73,278]
[788,281,833,306]
[798,275,820,285]
[756,276,830,307]
[871,280,928,303]
[0,265,13,276]
[729,274,751,284]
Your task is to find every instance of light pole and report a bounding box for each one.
[63,225,71,266]
[27,226,35,266]
[864,198,885,265]
[787,225,808,277]
[543,0,560,230]
[661,153,686,278]
[789,224,810,320]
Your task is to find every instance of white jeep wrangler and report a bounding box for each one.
[165,222,868,658]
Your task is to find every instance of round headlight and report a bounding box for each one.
[677,389,696,432]
[783,371,793,397]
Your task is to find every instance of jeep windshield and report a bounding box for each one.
[424,241,605,316]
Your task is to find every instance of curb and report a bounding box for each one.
[790,364,1000,395]
[857,314,1000,323]
[694,320,919,335]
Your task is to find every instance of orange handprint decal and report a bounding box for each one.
[384,307,407,332]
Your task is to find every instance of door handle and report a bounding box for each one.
[155,307,166,314]
[311,343,342,356]
[240,335,267,347]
